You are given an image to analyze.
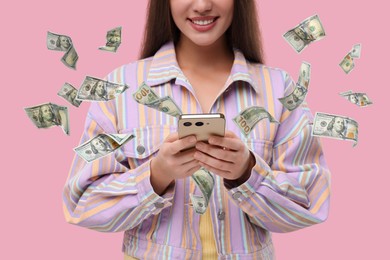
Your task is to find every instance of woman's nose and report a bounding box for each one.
[192,0,213,14]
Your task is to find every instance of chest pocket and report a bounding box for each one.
[245,139,274,166]
[119,125,177,166]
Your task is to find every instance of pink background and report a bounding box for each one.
[2,0,387,259]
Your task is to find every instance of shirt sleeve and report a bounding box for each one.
[62,100,175,233]
[223,72,331,233]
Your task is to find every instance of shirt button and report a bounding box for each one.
[232,191,242,200]
[136,145,145,155]
[154,202,164,208]
[217,210,225,220]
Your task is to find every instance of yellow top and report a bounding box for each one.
[124,207,218,259]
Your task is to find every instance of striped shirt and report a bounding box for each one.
[63,41,331,259]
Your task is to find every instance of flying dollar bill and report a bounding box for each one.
[279,62,311,111]
[149,96,183,118]
[339,54,355,74]
[339,43,362,74]
[24,102,70,135]
[99,26,122,52]
[133,82,182,118]
[312,112,358,147]
[74,133,135,163]
[350,43,362,59]
[47,31,78,69]
[76,76,129,101]
[57,82,82,107]
[339,90,373,107]
[233,106,279,137]
[190,167,215,214]
[61,45,78,69]
[283,14,326,53]
[133,82,160,104]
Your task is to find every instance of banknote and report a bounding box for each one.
[74,133,135,163]
[99,26,122,52]
[133,82,160,104]
[339,43,361,74]
[283,14,326,53]
[76,76,129,101]
[149,96,182,118]
[24,102,70,135]
[339,53,355,74]
[47,31,78,69]
[47,31,72,51]
[57,83,82,107]
[350,43,362,59]
[279,62,311,111]
[133,82,182,118]
[339,90,373,107]
[312,112,358,147]
[190,167,215,214]
[61,45,78,70]
[233,106,279,137]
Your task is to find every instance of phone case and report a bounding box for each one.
[178,113,225,142]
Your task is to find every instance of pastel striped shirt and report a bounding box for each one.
[63,41,331,259]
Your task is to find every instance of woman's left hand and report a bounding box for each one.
[194,130,255,184]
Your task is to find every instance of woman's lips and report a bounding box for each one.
[188,17,219,32]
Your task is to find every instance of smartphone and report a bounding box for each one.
[178,113,225,148]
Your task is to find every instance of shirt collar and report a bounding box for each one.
[146,41,260,93]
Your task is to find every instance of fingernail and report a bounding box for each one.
[209,137,215,144]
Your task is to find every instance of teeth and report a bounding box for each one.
[192,19,214,25]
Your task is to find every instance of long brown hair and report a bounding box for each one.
[140,0,265,64]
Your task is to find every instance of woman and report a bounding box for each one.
[63,0,331,259]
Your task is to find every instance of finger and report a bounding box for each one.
[164,132,179,143]
[208,135,241,151]
[168,135,197,154]
[185,165,202,177]
[195,142,235,162]
[182,159,201,174]
[175,147,198,164]
[194,151,233,172]
[224,130,238,138]
[198,161,230,179]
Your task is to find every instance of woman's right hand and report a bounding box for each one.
[150,133,200,195]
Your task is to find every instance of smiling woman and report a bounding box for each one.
[62,0,331,259]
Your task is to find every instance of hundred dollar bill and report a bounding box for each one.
[279,62,311,111]
[350,43,362,59]
[58,82,82,107]
[283,14,326,53]
[61,45,78,70]
[74,133,135,163]
[24,102,70,135]
[133,82,182,118]
[312,112,358,147]
[133,82,160,104]
[47,31,78,69]
[339,90,373,107]
[149,96,182,118]
[76,76,129,101]
[339,43,361,74]
[233,106,279,137]
[190,167,215,214]
[339,53,355,74]
[47,31,72,51]
[99,26,122,52]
